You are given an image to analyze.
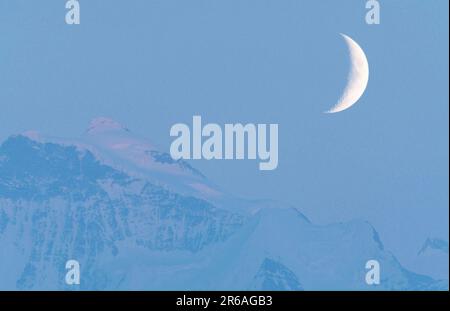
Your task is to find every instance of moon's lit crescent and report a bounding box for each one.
[326,33,369,114]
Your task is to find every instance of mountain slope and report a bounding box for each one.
[410,238,449,281]
[0,135,242,289]
[0,120,447,290]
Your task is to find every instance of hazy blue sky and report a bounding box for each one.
[0,0,448,268]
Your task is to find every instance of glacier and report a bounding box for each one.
[0,118,447,290]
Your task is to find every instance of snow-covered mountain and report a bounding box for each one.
[0,119,447,290]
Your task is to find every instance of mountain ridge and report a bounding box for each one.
[0,121,447,290]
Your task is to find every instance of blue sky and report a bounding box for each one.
[0,0,448,269]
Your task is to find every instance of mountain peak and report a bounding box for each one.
[21,130,43,141]
[418,238,449,255]
[86,117,130,134]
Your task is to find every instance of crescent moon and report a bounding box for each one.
[326,33,369,114]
